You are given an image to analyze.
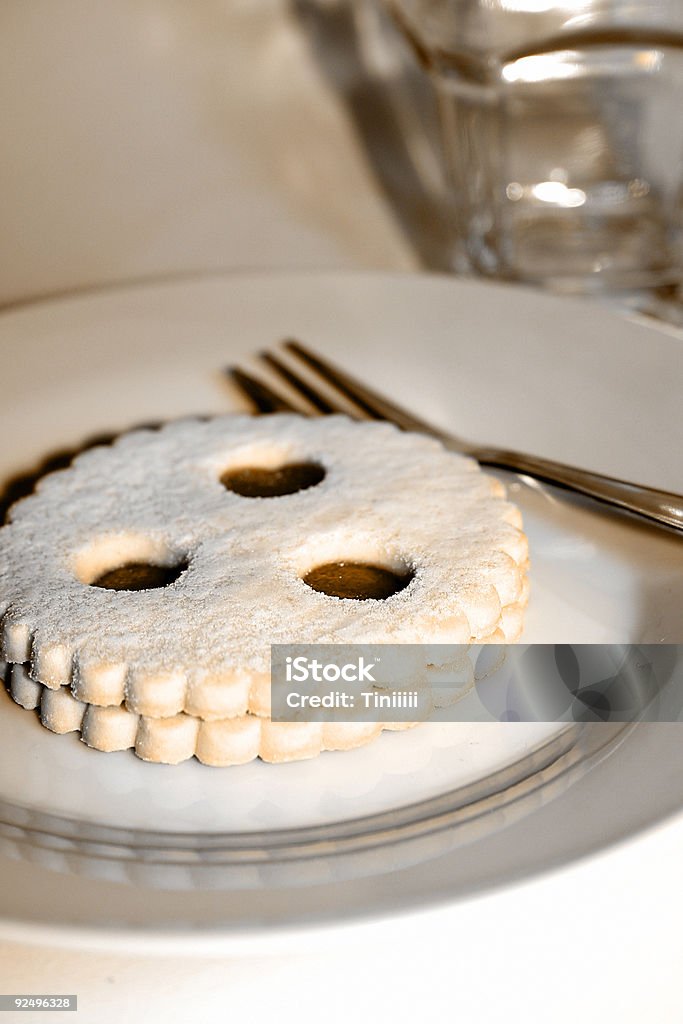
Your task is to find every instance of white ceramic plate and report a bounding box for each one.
[1,272,682,949]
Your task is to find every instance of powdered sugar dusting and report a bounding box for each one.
[0,415,527,714]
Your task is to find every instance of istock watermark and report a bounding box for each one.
[285,654,378,684]
[270,644,683,724]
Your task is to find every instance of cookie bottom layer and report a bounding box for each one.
[3,662,412,766]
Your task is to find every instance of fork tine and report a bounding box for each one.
[226,367,301,414]
[258,351,337,414]
[283,339,442,437]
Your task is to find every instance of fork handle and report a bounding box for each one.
[274,341,683,534]
[456,444,683,534]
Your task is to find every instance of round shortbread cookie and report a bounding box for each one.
[0,414,528,721]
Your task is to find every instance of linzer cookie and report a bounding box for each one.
[0,414,528,762]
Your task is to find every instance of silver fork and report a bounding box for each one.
[227,339,683,535]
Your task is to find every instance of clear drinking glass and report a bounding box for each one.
[382,0,683,291]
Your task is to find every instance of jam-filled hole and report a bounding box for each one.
[90,560,188,592]
[221,461,325,498]
[302,562,414,601]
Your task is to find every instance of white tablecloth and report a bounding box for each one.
[0,0,415,309]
